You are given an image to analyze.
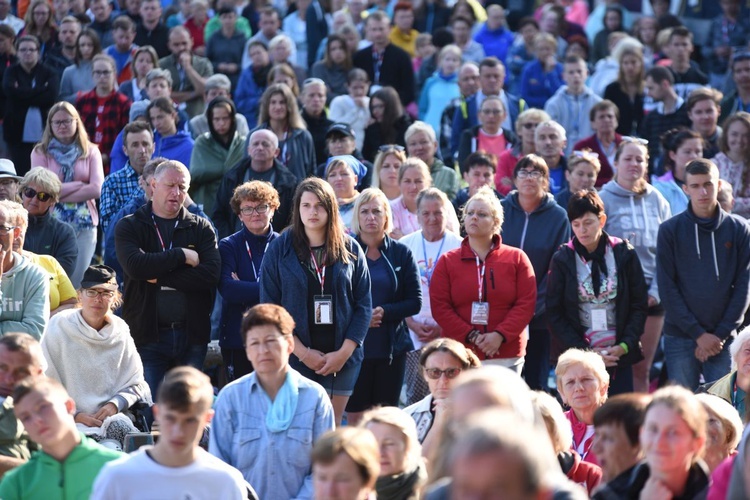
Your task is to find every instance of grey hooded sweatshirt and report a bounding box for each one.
[599,180,672,303]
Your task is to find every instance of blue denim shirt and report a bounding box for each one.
[209,369,335,500]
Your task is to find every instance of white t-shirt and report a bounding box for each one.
[91,446,255,500]
[400,229,463,349]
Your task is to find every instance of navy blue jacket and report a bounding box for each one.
[355,234,422,359]
[500,191,570,327]
[259,231,372,369]
[657,204,750,341]
[218,225,280,349]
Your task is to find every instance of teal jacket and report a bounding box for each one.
[0,434,122,499]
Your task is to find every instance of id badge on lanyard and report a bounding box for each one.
[311,250,333,325]
[471,254,489,325]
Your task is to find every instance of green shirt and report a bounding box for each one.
[0,433,122,500]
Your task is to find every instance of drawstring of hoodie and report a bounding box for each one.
[640,197,650,235]
[629,196,639,229]
[694,223,720,281]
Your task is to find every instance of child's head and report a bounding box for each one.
[564,35,589,61]
[462,152,497,195]
[112,15,135,52]
[346,68,370,98]
[566,150,601,192]
[718,181,735,213]
[13,376,76,449]
[562,55,587,93]
[517,17,539,46]
[437,44,461,75]
[154,367,215,456]
[415,33,435,60]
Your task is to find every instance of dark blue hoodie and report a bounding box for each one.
[501,191,570,327]
[657,203,750,341]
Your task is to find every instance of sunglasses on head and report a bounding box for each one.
[379,144,405,152]
[22,187,53,202]
[621,136,649,146]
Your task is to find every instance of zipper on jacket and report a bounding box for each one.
[519,212,530,250]
[490,268,495,289]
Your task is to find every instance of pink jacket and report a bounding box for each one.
[565,409,599,467]
[30,145,104,226]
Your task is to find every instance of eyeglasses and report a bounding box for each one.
[22,187,53,202]
[51,118,74,128]
[239,204,270,216]
[378,144,405,152]
[17,47,38,53]
[516,170,543,179]
[83,288,116,299]
[424,367,462,380]
[0,225,15,235]
[621,136,648,145]
[480,108,504,115]
[93,70,112,77]
[23,187,52,202]
[522,122,540,129]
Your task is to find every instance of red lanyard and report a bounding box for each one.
[310,250,326,293]
[152,215,178,252]
[474,253,485,302]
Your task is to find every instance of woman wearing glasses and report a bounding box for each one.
[218,180,280,381]
[41,265,150,446]
[457,96,516,171]
[495,109,551,196]
[600,138,671,393]
[31,101,103,288]
[547,190,648,395]
[74,53,131,172]
[500,154,570,391]
[430,187,537,373]
[403,338,480,452]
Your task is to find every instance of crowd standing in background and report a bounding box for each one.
[2,0,750,497]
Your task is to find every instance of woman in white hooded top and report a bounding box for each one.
[599,139,671,393]
[41,265,151,445]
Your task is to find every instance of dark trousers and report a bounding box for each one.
[523,327,551,391]
[8,142,34,177]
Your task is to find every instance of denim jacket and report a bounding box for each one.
[209,369,335,499]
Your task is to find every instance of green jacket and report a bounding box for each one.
[189,131,247,217]
[430,158,460,201]
[0,398,33,461]
[0,434,122,500]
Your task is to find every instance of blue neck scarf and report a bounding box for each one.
[261,370,300,433]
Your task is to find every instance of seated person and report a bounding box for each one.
[0,377,123,499]
[41,265,151,447]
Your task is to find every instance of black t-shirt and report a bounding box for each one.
[152,214,188,324]
[304,246,336,353]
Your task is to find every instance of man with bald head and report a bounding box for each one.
[159,26,214,118]
[212,129,297,239]
[115,161,220,400]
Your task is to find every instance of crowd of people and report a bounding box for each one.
[0,0,749,497]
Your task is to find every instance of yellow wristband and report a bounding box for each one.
[618,342,629,355]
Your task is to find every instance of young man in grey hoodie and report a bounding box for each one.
[544,56,602,156]
[0,200,49,339]
[657,159,750,391]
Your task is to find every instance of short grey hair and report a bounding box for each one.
[535,120,567,142]
[731,326,750,370]
[205,74,231,93]
[404,121,437,144]
[146,68,173,88]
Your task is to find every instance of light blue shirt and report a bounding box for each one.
[209,369,335,500]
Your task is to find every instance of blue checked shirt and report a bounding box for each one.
[100,162,143,233]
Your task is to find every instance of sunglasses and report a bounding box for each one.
[379,144,405,152]
[572,150,600,159]
[22,187,53,202]
[424,367,462,380]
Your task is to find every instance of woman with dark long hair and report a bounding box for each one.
[260,177,372,425]
[362,86,412,163]
[60,29,101,103]
[311,34,352,101]
[653,128,704,215]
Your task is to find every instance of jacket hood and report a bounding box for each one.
[600,180,657,199]
[552,85,598,100]
[4,252,31,278]
[158,130,192,147]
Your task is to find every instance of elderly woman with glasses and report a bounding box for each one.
[547,190,649,396]
[218,180,281,382]
[19,167,78,279]
[41,265,150,446]
[30,101,103,288]
[495,109,550,196]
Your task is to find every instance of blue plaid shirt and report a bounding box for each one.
[100,162,143,233]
